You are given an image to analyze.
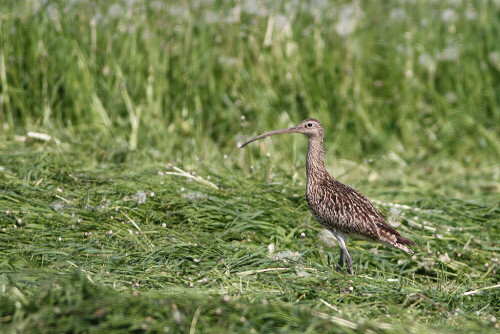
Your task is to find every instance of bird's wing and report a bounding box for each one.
[319,178,408,241]
[335,181,416,251]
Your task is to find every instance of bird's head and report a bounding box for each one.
[239,118,324,149]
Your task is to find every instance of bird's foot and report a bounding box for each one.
[335,267,354,275]
[336,259,344,273]
[336,263,354,275]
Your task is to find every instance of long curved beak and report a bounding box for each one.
[239,126,299,149]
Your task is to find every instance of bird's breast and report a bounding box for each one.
[305,180,357,235]
[306,182,336,221]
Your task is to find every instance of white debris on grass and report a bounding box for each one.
[26,131,61,144]
[389,8,406,22]
[465,7,477,20]
[418,53,435,72]
[388,215,401,228]
[441,9,457,23]
[418,259,435,270]
[268,245,300,262]
[274,250,301,262]
[124,191,147,204]
[371,199,441,214]
[49,200,65,211]
[438,252,451,263]
[297,269,311,277]
[108,3,124,18]
[181,191,207,202]
[335,4,360,37]
[171,306,184,324]
[132,191,147,204]
[438,45,459,61]
[390,207,401,216]
[164,166,220,191]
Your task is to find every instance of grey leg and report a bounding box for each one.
[344,249,354,275]
[336,248,344,272]
[335,234,354,275]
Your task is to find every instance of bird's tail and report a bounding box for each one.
[376,221,416,255]
[394,235,416,255]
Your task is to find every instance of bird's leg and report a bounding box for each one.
[344,248,354,275]
[336,248,344,272]
[335,234,354,275]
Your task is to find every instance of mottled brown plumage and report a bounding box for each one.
[240,119,416,274]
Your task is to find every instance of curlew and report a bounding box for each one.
[240,119,416,274]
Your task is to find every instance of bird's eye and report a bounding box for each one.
[307,123,313,128]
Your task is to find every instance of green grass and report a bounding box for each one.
[1,0,499,333]
[0,142,498,333]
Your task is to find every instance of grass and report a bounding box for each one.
[0,140,498,333]
[0,0,499,333]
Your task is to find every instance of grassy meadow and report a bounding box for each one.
[0,0,499,332]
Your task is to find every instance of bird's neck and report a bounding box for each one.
[306,136,326,180]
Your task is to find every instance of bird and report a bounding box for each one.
[240,118,416,275]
